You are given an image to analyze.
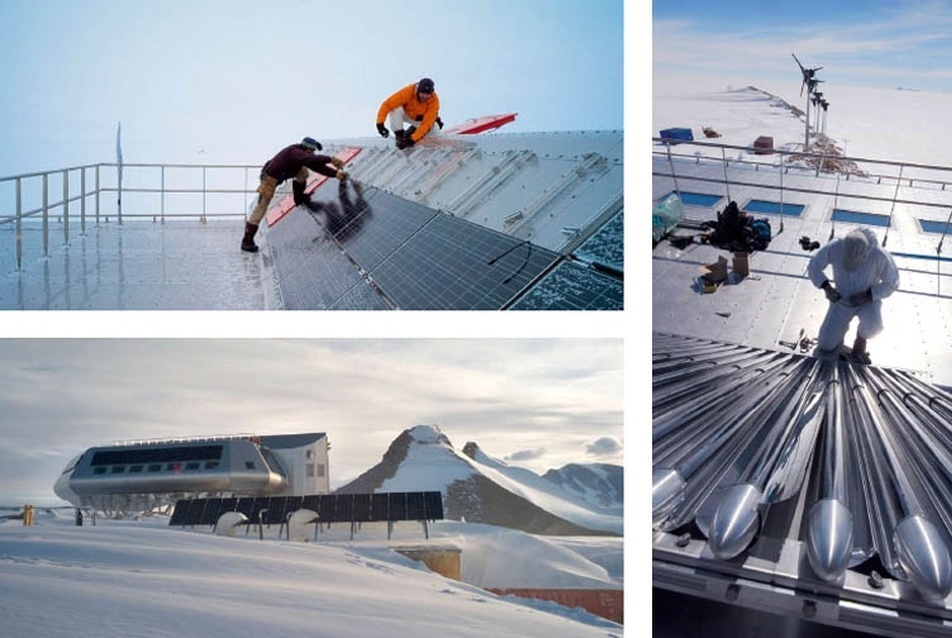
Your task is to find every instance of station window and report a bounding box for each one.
[110,466,125,474]
[245,461,255,470]
[316,464,325,477]
[148,464,162,472]
[129,465,144,473]
[204,461,219,470]
[185,462,200,471]
[306,463,315,478]
[93,467,107,475]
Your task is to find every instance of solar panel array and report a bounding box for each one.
[265,179,622,309]
[169,491,444,527]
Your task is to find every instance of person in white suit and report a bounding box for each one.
[807,227,900,363]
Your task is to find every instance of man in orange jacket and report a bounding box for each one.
[375,77,442,149]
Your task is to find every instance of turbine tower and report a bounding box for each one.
[793,53,824,150]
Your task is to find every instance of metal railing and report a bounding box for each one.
[0,162,260,270]
[653,137,952,270]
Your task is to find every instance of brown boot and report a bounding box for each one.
[241,221,259,253]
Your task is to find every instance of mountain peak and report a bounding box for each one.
[407,424,452,445]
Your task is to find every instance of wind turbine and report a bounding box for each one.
[793,53,824,150]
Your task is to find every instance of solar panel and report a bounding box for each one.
[169,498,193,525]
[371,493,390,521]
[247,497,271,523]
[301,494,322,513]
[316,493,338,521]
[423,491,444,520]
[197,498,222,526]
[368,214,560,309]
[573,209,624,274]
[406,492,425,520]
[352,493,372,522]
[388,492,407,520]
[510,260,623,310]
[265,206,372,310]
[336,494,355,521]
[265,182,631,309]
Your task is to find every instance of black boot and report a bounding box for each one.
[241,221,259,253]
[292,180,308,206]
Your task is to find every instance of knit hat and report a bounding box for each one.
[301,137,322,151]
[417,78,435,94]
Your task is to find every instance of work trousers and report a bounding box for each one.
[247,167,308,225]
[816,299,884,351]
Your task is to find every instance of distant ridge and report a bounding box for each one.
[335,424,622,536]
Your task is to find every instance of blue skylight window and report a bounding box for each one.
[920,219,952,234]
[743,200,805,217]
[831,209,890,227]
[661,191,722,207]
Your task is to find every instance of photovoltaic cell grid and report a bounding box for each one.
[509,260,623,309]
[169,492,444,527]
[264,200,380,309]
[369,213,561,310]
[572,209,624,273]
[267,178,622,309]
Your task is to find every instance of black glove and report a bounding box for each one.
[436,117,444,130]
[396,135,415,150]
[848,289,873,306]
[821,281,841,303]
[376,122,389,138]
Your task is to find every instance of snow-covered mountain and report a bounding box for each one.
[335,424,623,536]
[542,464,623,510]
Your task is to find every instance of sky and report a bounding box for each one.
[0,338,623,504]
[655,0,952,99]
[0,0,626,177]
[0,511,624,637]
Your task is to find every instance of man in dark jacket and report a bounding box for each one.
[241,136,347,253]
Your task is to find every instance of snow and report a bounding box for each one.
[0,508,623,637]
[379,425,623,535]
[653,74,952,167]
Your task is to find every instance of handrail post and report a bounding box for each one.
[95,165,100,223]
[63,168,69,244]
[42,173,49,257]
[80,168,86,234]
[202,166,207,223]
[161,165,166,224]
[15,177,22,270]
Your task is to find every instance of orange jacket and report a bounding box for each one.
[377,83,441,143]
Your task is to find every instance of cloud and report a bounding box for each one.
[505,448,547,463]
[586,436,622,456]
[0,338,623,499]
